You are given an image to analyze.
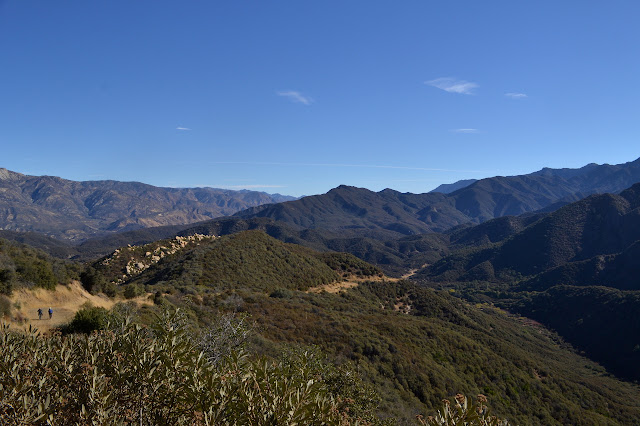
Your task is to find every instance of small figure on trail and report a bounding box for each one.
[48,307,53,320]
[37,308,43,320]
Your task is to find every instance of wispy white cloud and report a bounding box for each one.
[276,90,314,105]
[451,128,480,134]
[210,161,484,173]
[425,77,478,95]
[505,92,527,99]
[194,184,287,189]
[223,184,286,189]
[176,126,192,131]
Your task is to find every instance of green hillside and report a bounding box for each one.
[99,230,380,294]
[0,237,78,295]
[139,278,640,424]
[91,231,640,424]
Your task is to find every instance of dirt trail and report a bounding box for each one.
[307,275,390,294]
[399,264,429,280]
[307,280,360,294]
[7,281,151,334]
[400,269,418,280]
[306,266,429,294]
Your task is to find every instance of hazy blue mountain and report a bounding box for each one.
[0,168,294,241]
[430,179,478,194]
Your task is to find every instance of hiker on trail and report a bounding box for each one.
[48,307,53,320]
[37,308,43,320]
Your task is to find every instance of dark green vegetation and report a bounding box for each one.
[61,304,110,334]
[515,286,640,382]
[0,237,78,295]
[0,230,79,259]
[131,230,340,292]
[419,184,640,285]
[0,167,294,241]
[236,281,640,424]
[173,212,547,279]
[102,231,382,294]
[71,231,640,424]
[109,276,640,424]
[175,217,450,277]
[412,183,640,383]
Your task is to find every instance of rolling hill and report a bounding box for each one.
[92,230,382,293]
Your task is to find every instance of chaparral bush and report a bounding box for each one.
[0,310,376,425]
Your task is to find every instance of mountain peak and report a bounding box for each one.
[0,168,23,181]
[328,185,370,194]
[430,179,478,194]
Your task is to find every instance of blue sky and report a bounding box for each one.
[1,1,639,197]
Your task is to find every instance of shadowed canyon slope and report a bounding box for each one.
[419,182,640,286]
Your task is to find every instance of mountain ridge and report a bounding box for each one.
[0,168,295,241]
[418,182,640,284]
[430,178,478,193]
[235,157,640,239]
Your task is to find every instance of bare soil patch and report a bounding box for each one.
[307,275,391,294]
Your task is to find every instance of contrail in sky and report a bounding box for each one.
[209,161,484,173]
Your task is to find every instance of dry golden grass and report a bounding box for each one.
[7,281,152,333]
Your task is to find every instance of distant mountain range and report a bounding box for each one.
[418,182,640,286]
[0,168,295,241]
[236,157,640,238]
[2,156,640,260]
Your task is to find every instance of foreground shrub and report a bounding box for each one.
[0,311,364,425]
[79,267,106,295]
[419,394,509,426]
[0,295,11,318]
[123,283,143,299]
[60,305,109,334]
[0,268,15,295]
